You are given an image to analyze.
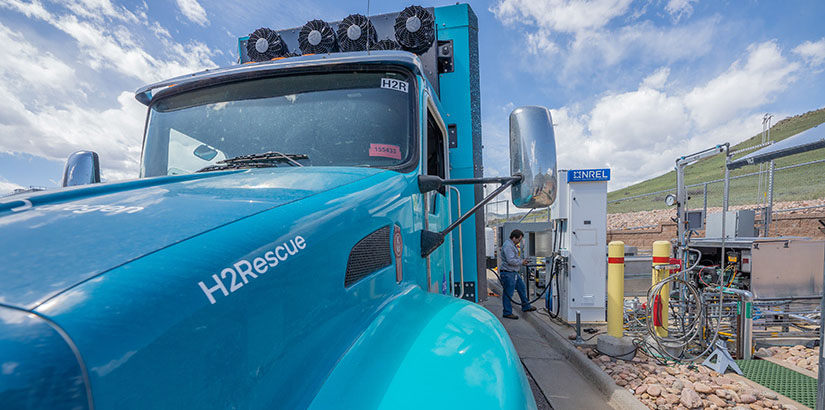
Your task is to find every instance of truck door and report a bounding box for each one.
[424,97,453,294]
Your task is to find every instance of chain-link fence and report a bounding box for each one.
[608,153,825,230]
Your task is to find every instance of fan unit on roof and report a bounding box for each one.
[370,39,401,51]
[394,5,434,54]
[246,28,289,61]
[298,19,337,54]
[337,14,377,52]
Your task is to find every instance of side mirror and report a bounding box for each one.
[62,151,101,187]
[509,106,557,208]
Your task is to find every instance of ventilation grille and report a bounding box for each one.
[345,226,392,287]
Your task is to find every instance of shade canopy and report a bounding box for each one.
[728,125,825,170]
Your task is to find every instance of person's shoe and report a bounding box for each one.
[503,314,519,320]
[523,306,537,312]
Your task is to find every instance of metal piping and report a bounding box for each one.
[723,288,753,360]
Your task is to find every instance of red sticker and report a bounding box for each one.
[369,143,402,160]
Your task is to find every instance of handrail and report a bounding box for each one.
[448,186,464,300]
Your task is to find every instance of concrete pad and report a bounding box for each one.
[597,335,636,360]
[510,335,565,360]
[485,271,647,410]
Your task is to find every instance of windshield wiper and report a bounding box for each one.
[196,151,308,172]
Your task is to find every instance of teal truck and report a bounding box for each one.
[0,4,558,409]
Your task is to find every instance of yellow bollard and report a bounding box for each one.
[607,241,625,338]
[652,241,672,337]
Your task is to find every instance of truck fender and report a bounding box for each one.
[308,287,536,410]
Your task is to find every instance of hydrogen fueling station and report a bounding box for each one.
[2,2,825,410]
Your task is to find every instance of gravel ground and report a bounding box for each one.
[608,200,825,230]
[756,345,820,375]
[580,346,800,409]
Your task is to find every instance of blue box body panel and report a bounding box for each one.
[436,4,486,301]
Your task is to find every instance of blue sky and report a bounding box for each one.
[1,0,824,197]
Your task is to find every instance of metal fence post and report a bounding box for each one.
[703,182,708,225]
[766,160,775,237]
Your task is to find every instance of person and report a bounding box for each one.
[499,229,536,319]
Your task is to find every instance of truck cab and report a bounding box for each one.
[1,4,558,409]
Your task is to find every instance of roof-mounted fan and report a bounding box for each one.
[246,28,289,61]
[298,19,337,54]
[370,39,401,51]
[336,14,377,52]
[394,5,434,54]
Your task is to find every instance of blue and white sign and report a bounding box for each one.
[568,168,611,182]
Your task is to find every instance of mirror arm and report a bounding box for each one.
[417,175,521,193]
[420,175,522,257]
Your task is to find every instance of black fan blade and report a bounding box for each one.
[246,27,288,61]
[298,19,337,54]
[337,13,378,51]
[394,5,434,54]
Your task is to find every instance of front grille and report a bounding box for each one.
[344,226,392,287]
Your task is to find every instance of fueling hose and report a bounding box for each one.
[642,247,729,362]
[489,223,562,309]
[487,258,556,308]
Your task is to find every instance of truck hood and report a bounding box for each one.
[0,167,384,309]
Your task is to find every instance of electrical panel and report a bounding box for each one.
[705,210,756,238]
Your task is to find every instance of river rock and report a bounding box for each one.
[636,384,648,395]
[694,382,713,394]
[707,394,726,407]
[648,384,662,397]
[740,393,757,404]
[680,387,703,409]
[715,376,733,385]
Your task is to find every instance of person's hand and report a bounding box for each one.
[522,259,529,265]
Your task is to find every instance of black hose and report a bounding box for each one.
[545,223,561,318]
[488,267,551,307]
[546,261,560,318]
[491,221,565,310]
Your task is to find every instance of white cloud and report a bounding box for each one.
[665,0,697,23]
[793,38,825,69]
[641,67,670,89]
[0,178,24,196]
[57,0,140,23]
[685,41,799,130]
[589,87,689,149]
[490,0,634,34]
[491,0,717,81]
[175,0,209,27]
[507,41,804,189]
[0,86,146,181]
[0,23,76,94]
[0,1,220,182]
[0,0,218,84]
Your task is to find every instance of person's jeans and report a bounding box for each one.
[500,270,532,315]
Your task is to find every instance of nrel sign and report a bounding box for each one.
[568,168,611,182]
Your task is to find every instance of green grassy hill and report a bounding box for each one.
[606,107,825,214]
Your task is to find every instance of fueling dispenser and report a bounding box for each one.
[549,169,609,323]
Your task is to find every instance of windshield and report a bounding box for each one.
[140,70,415,177]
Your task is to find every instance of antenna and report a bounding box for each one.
[366,0,371,54]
